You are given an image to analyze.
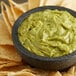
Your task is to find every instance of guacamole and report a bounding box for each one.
[18,9,76,57]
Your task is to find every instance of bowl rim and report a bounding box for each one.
[12,6,76,62]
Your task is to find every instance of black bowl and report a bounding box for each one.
[12,6,76,70]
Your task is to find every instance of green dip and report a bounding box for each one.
[18,9,76,57]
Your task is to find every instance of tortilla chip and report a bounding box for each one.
[0,71,9,76]
[0,65,28,72]
[22,68,49,76]
[0,62,21,70]
[48,71,62,76]
[75,69,76,76]
[0,58,19,65]
[39,0,47,6]
[1,1,15,26]
[62,66,75,76]
[45,0,63,6]
[0,45,22,62]
[53,72,62,76]
[1,1,12,34]
[62,73,73,76]
[70,0,76,11]
[0,66,36,76]
[8,0,28,13]
[68,66,75,75]
[0,59,12,65]
[28,0,40,10]
[0,65,31,76]
[60,0,72,9]
[0,19,13,45]
[8,71,36,76]
[8,0,23,20]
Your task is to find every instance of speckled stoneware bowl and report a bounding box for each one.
[12,6,76,70]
